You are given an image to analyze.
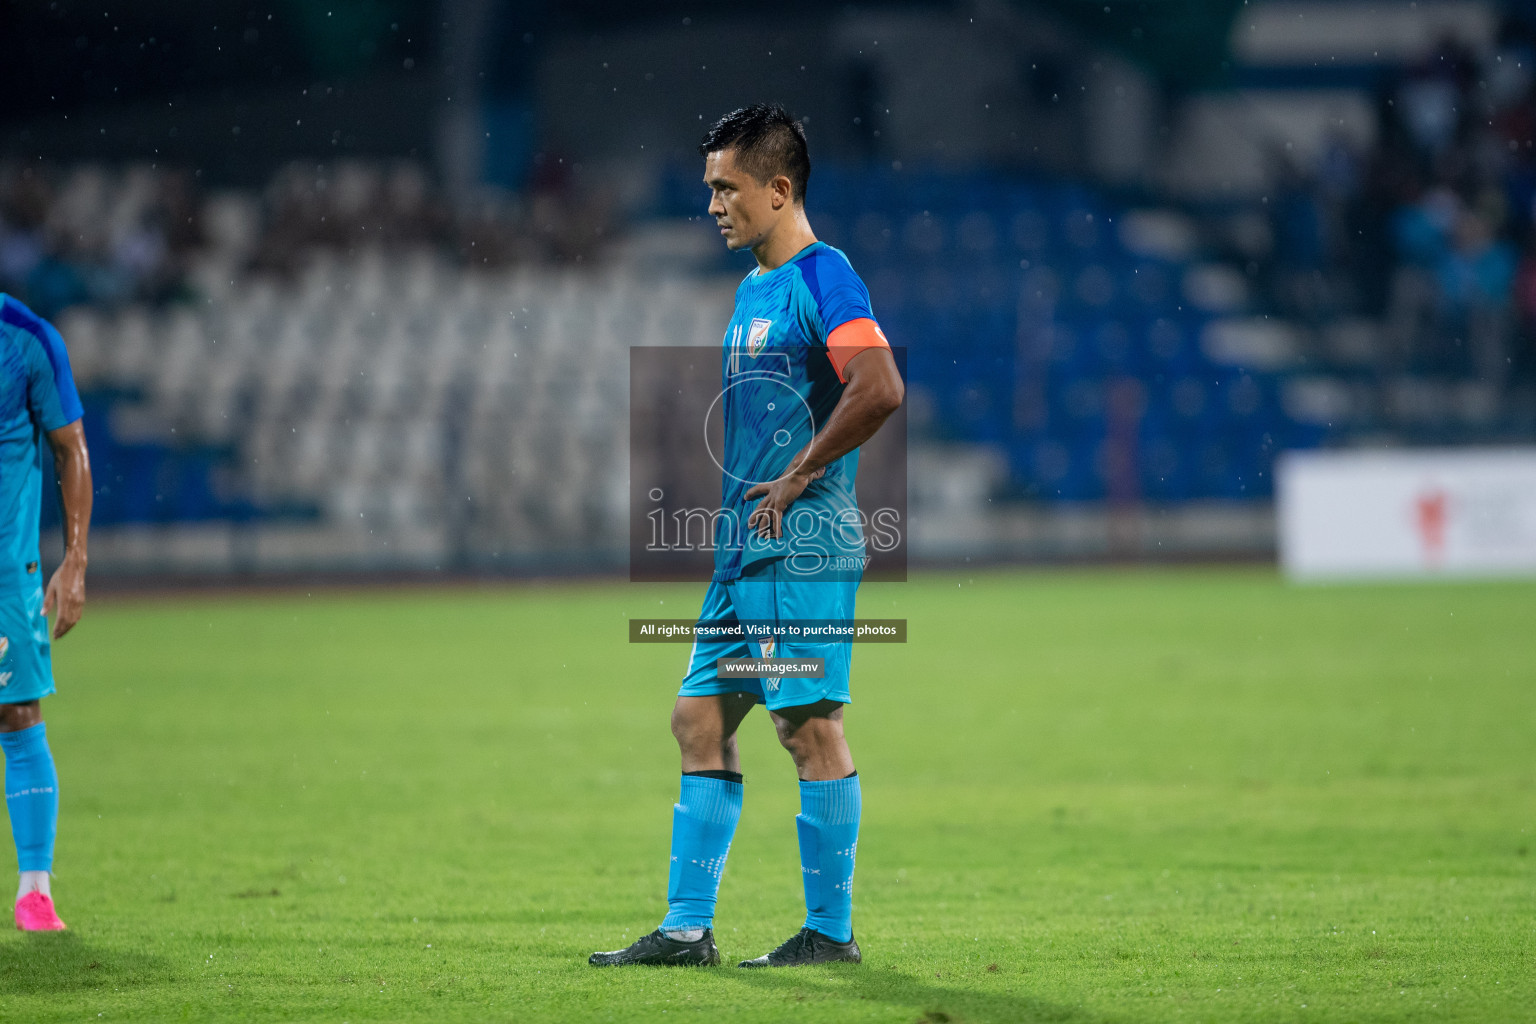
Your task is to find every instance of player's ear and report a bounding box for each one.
[770,174,793,210]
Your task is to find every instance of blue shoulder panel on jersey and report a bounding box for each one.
[1,295,83,429]
[794,245,874,339]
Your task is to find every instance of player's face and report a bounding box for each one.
[703,148,781,251]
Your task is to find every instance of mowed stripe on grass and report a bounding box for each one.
[0,569,1530,1023]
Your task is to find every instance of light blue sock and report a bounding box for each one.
[2,723,59,873]
[797,773,861,943]
[659,774,743,932]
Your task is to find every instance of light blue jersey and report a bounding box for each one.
[713,242,881,583]
[681,241,885,710]
[0,295,82,704]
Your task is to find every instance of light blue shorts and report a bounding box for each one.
[678,559,859,711]
[0,571,55,705]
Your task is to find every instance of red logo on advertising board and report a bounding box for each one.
[1413,488,1448,564]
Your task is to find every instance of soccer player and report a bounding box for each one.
[0,294,91,932]
[591,104,903,968]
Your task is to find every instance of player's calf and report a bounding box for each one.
[2,716,62,931]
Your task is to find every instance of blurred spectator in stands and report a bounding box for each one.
[1268,151,1328,322]
[0,169,50,288]
[250,157,613,273]
[1387,187,1459,372]
[0,163,200,316]
[526,151,616,265]
[1354,19,1536,389]
[1440,204,1517,384]
[1510,242,1536,383]
[1398,35,1479,172]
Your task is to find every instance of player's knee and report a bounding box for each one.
[774,714,838,759]
[777,733,816,772]
[670,705,719,755]
[669,706,691,745]
[0,701,42,733]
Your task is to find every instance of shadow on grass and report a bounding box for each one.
[723,963,1111,1024]
[0,932,178,996]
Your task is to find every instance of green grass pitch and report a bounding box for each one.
[0,568,1531,1023]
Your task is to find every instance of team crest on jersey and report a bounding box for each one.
[747,318,774,357]
[0,637,8,662]
[760,636,776,658]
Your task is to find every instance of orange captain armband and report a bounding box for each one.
[825,318,890,383]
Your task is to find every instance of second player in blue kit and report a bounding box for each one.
[0,295,93,933]
[591,104,904,969]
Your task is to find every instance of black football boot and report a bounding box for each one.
[737,927,861,967]
[588,928,722,967]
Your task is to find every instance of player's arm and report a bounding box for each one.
[746,342,903,539]
[43,420,91,639]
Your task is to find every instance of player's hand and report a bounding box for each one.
[745,466,825,539]
[43,554,86,640]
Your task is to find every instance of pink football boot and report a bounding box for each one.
[15,892,66,931]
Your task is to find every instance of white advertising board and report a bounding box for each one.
[1276,447,1536,580]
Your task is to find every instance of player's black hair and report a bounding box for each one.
[699,103,810,204]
